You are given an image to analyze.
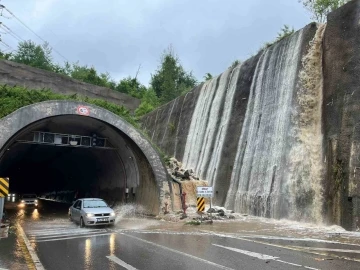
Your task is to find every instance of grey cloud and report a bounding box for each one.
[3,0,311,86]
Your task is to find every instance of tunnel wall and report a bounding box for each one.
[0,101,169,215]
[0,60,140,112]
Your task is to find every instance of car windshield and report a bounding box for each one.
[83,200,108,208]
[23,194,36,199]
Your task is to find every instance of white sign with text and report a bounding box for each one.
[196,186,213,198]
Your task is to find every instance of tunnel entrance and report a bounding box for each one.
[0,101,169,215]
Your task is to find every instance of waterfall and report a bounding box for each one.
[182,64,241,187]
[225,29,306,219]
[288,24,326,223]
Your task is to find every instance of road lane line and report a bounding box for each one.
[17,224,45,270]
[212,244,278,260]
[35,232,113,242]
[29,229,106,237]
[213,244,319,270]
[31,231,108,239]
[123,234,235,270]
[291,246,360,254]
[106,255,138,270]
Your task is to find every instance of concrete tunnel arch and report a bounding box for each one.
[0,100,170,215]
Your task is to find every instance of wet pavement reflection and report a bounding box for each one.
[2,200,360,269]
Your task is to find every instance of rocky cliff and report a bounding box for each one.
[142,0,360,230]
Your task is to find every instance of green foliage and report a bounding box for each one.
[135,88,160,117]
[203,73,213,81]
[150,46,197,104]
[65,62,116,89]
[299,0,350,22]
[0,51,12,60]
[11,40,54,71]
[0,85,136,125]
[276,25,295,42]
[1,40,200,117]
[230,60,241,69]
[168,122,176,133]
[258,24,295,53]
[116,76,147,98]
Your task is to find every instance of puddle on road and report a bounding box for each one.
[7,202,360,247]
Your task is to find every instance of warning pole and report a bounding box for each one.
[0,197,3,223]
[0,177,9,224]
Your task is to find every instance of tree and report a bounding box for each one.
[203,73,213,81]
[150,46,197,104]
[276,25,295,42]
[66,62,115,89]
[115,77,147,98]
[299,0,350,22]
[11,40,54,71]
[135,88,160,117]
[0,50,12,60]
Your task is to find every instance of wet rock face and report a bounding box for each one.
[322,0,360,230]
[142,1,360,230]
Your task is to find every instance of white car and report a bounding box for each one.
[68,198,116,228]
[20,194,38,208]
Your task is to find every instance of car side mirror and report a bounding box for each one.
[76,206,81,210]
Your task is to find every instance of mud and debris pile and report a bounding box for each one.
[160,157,240,223]
[167,157,200,181]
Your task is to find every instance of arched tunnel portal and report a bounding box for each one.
[0,101,170,215]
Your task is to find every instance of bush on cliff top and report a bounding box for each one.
[0,85,137,126]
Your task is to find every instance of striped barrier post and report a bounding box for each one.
[0,177,9,223]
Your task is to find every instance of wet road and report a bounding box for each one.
[2,200,360,270]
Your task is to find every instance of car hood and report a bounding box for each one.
[82,207,114,214]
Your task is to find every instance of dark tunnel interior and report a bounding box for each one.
[0,115,159,213]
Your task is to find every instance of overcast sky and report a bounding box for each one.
[1,0,312,86]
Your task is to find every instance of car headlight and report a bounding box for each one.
[86,213,94,217]
[21,200,25,203]
[35,200,38,203]
[110,212,115,217]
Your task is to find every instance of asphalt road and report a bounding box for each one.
[3,200,360,270]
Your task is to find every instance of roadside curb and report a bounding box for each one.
[17,223,45,270]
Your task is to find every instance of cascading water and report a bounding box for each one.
[288,24,326,223]
[182,64,242,187]
[224,25,325,222]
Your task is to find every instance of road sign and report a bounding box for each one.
[196,186,213,198]
[77,105,90,116]
[0,177,9,198]
[197,197,205,212]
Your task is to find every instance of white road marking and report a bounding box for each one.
[213,244,320,270]
[29,229,105,237]
[0,268,9,270]
[107,255,138,270]
[31,231,107,240]
[123,234,235,270]
[213,244,278,260]
[26,225,110,243]
[293,246,360,254]
[17,224,45,270]
[35,232,113,242]
[26,227,77,232]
